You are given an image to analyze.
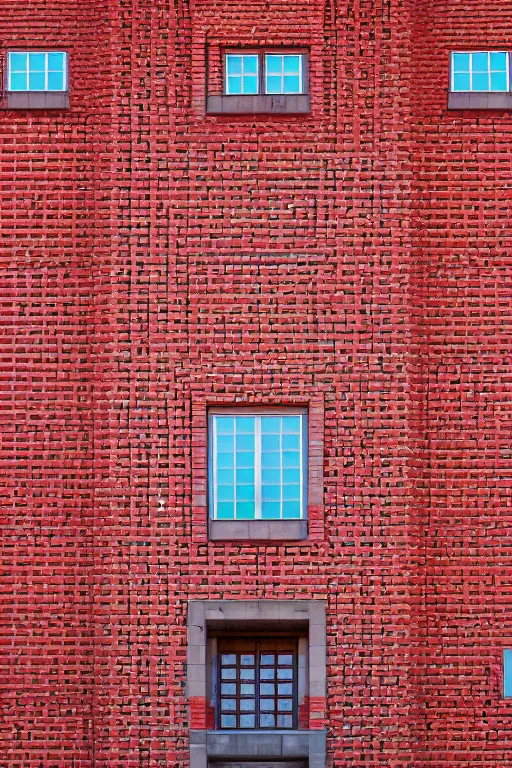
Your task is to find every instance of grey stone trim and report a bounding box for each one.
[6,91,70,109]
[213,762,306,768]
[190,730,326,766]
[209,519,308,542]
[188,600,327,768]
[206,94,310,115]
[448,92,512,110]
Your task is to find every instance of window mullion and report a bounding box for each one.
[45,52,48,91]
[255,417,262,518]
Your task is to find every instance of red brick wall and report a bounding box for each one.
[0,0,510,767]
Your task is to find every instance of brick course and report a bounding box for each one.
[0,0,510,767]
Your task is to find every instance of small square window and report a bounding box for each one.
[265,54,303,94]
[504,649,512,698]
[451,51,509,93]
[209,410,307,521]
[8,51,67,92]
[225,53,259,95]
[222,50,306,97]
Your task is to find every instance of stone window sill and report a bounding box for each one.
[206,94,310,115]
[448,92,512,110]
[6,91,70,109]
[208,519,308,542]
[190,729,326,766]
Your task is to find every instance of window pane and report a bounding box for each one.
[222,699,236,710]
[490,52,507,71]
[226,55,242,76]
[261,452,280,469]
[278,699,293,711]
[260,668,275,680]
[283,501,301,519]
[453,73,470,91]
[48,52,65,70]
[216,502,235,519]
[227,76,242,94]
[282,433,300,450]
[243,55,258,75]
[282,416,301,433]
[9,72,28,91]
[278,654,293,665]
[262,434,280,451]
[241,655,254,665]
[282,451,300,468]
[236,434,254,451]
[261,417,282,433]
[262,485,280,502]
[235,417,255,433]
[260,698,274,710]
[29,72,46,91]
[491,71,507,91]
[283,75,301,93]
[278,668,293,679]
[504,649,512,697]
[217,434,234,452]
[262,501,281,519]
[236,451,254,469]
[222,668,236,679]
[240,699,255,711]
[282,484,300,501]
[260,683,275,695]
[217,452,234,469]
[9,53,27,72]
[284,55,301,74]
[471,52,489,72]
[222,654,237,665]
[236,468,254,484]
[241,667,255,680]
[216,417,234,434]
[266,55,282,75]
[278,683,293,695]
[47,71,65,91]
[221,683,236,695]
[240,714,255,727]
[452,53,470,72]
[277,715,293,727]
[260,714,275,727]
[283,468,301,484]
[262,469,280,485]
[241,684,255,694]
[472,72,490,91]
[29,53,46,72]
[261,654,275,664]
[236,485,255,501]
[217,485,234,502]
[217,468,234,485]
[221,715,236,728]
[235,501,256,519]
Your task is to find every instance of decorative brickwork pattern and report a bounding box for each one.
[0,1,511,767]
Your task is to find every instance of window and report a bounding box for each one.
[504,649,512,698]
[223,51,306,96]
[451,51,509,92]
[8,51,67,92]
[218,638,298,730]
[209,410,306,522]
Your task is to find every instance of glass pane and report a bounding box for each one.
[260,668,275,680]
[472,52,489,72]
[260,683,275,695]
[491,71,507,91]
[283,468,301,484]
[221,699,236,711]
[282,433,300,450]
[261,417,282,433]
[282,416,301,433]
[217,468,234,485]
[261,452,280,469]
[227,76,242,94]
[217,485,234,502]
[266,55,282,74]
[236,434,254,451]
[504,649,512,697]
[262,485,280,502]
[242,75,258,94]
[236,485,255,501]
[9,53,27,72]
[29,72,46,91]
[48,52,65,70]
[490,52,507,71]
[278,668,293,679]
[216,502,235,519]
[260,698,275,711]
[221,715,236,728]
[235,417,255,433]
[240,667,255,680]
[260,714,275,727]
[262,468,280,485]
[217,453,234,469]
[278,699,293,711]
[243,55,258,75]
[235,501,256,519]
[221,683,236,695]
[240,714,255,728]
[278,654,293,665]
[217,434,234,452]
[261,654,275,664]
[472,72,490,91]
[282,484,300,501]
[278,683,293,695]
[236,468,254,484]
[241,655,254,665]
[284,55,301,74]
[262,501,281,519]
[240,699,255,711]
[262,434,280,451]
[277,715,293,727]
[48,71,64,90]
[283,75,301,93]
[9,72,27,91]
[282,451,300,468]
[221,668,236,679]
[236,451,255,469]
[283,501,302,519]
[29,53,46,72]
[221,654,237,665]
[226,55,242,76]
[453,73,470,91]
[452,53,470,72]
[240,684,254,694]
[216,417,234,434]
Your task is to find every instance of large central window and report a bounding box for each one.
[209,410,307,521]
[217,638,298,730]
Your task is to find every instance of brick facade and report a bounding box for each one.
[0,1,511,767]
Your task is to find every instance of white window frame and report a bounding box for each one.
[225,53,260,95]
[451,50,509,93]
[264,53,304,95]
[7,51,68,92]
[209,407,307,521]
